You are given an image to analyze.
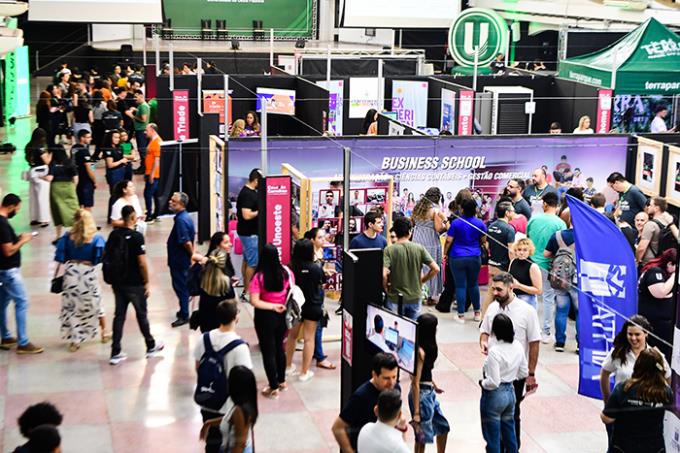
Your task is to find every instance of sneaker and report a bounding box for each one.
[285,364,298,377]
[171,318,189,328]
[109,352,128,365]
[554,343,565,352]
[16,342,44,354]
[540,333,551,344]
[454,315,465,324]
[0,337,17,350]
[146,341,165,358]
[145,216,156,224]
[298,370,314,382]
[473,311,481,322]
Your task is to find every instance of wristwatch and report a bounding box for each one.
[528,372,535,377]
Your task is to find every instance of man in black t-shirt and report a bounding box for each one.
[484,201,517,312]
[332,353,399,453]
[0,194,43,354]
[72,130,96,209]
[101,101,123,133]
[107,206,163,365]
[607,172,647,226]
[236,168,261,300]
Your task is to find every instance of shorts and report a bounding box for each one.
[409,385,450,444]
[76,183,94,208]
[239,234,259,268]
[301,302,323,322]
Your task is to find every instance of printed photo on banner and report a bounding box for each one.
[349,77,381,118]
[316,80,344,135]
[366,188,386,204]
[256,87,296,115]
[636,137,664,196]
[666,145,680,207]
[440,88,456,132]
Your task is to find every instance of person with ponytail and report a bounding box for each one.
[602,348,672,452]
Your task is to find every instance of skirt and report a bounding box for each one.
[59,262,102,344]
[50,181,80,227]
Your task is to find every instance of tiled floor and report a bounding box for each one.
[0,118,608,452]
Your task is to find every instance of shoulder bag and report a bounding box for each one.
[284,268,305,329]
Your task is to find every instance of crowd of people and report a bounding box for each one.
[0,61,677,453]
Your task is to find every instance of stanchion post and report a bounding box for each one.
[178,140,183,193]
[473,46,479,92]
[261,101,268,175]
[343,146,351,250]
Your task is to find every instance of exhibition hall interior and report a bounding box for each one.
[1,0,680,452]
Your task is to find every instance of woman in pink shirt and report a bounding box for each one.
[250,243,293,399]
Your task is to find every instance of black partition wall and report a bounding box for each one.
[426,78,472,131]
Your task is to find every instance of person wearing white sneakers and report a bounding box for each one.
[106,205,163,365]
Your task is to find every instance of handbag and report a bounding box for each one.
[51,264,64,294]
[188,262,204,297]
[284,268,305,329]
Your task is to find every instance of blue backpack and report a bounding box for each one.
[194,333,246,411]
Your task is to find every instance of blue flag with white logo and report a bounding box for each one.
[567,195,638,399]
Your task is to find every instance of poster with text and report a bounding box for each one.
[391,80,428,128]
[202,90,233,135]
[317,80,344,135]
[173,90,189,141]
[256,88,296,115]
[265,176,292,265]
[440,88,456,132]
[349,77,381,119]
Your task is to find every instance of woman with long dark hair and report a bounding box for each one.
[102,129,130,195]
[201,365,259,453]
[249,243,291,399]
[244,111,260,137]
[25,127,52,228]
[35,90,53,135]
[479,313,526,453]
[197,232,237,333]
[362,108,378,135]
[411,187,448,305]
[410,313,449,453]
[109,179,143,227]
[444,197,487,323]
[638,248,676,361]
[602,348,672,453]
[285,239,325,382]
[45,145,79,242]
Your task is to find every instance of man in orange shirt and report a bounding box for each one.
[144,123,162,223]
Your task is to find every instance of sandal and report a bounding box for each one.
[316,360,336,370]
[261,386,280,399]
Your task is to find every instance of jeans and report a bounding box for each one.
[505,379,526,452]
[408,385,450,444]
[201,409,223,453]
[450,256,481,314]
[313,321,326,361]
[480,383,518,453]
[144,176,160,218]
[135,130,148,173]
[539,267,555,335]
[385,299,421,321]
[111,285,156,356]
[516,294,537,310]
[254,308,287,390]
[555,286,579,346]
[0,268,29,346]
[170,265,190,320]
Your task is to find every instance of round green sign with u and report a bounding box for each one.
[448,8,509,67]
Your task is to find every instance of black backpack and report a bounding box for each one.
[102,231,131,285]
[651,219,677,257]
[194,334,246,411]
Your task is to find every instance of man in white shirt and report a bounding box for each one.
[318,190,337,218]
[357,389,410,453]
[650,105,676,133]
[194,299,252,453]
[480,272,541,450]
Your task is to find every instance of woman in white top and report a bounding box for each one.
[479,313,527,453]
[573,115,594,134]
[110,179,144,227]
[599,315,671,448]
[201,365,258,453]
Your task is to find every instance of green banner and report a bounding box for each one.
[4,45,31,126]
[162,0,314,38]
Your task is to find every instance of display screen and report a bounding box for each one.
[256,88,296,115]
[342,0,460,28]
[365,304,417,374]
[612,94,678,133]
[29,0,162,22]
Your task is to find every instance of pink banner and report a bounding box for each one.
[596,89,613,134]
[173,89,189,141]
[458,90,474,136]
[265,176,292,265]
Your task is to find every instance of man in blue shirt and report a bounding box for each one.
[349,212,388,250]
[167,192,196,327]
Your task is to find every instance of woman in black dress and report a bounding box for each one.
[638,248,676,362]
[197,232,236,333]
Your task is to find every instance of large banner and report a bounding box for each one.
[458,90,474,135]
[162,0,314,38]
[172,90,190,141]
[349,78,381,119]
[391,80,428,128]
[596,89,613,133]
[440,88,456,133]
[202,90,233,136]
[265,176,292,265]
[317,80,344,135]
[568,195,637,399]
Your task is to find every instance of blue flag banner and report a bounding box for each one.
[567,195,638,399]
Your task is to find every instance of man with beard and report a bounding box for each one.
[480,272,540,450]
[523,168,557,215]
[506,178,532,220]
[167,192,196,328]
[0,194,43,353]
